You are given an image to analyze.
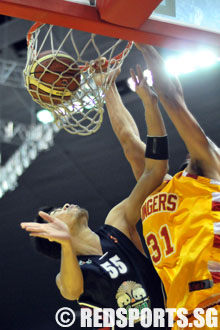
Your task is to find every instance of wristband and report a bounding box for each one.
[145,135,168,160]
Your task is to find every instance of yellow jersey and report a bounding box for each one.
[142,171,220,314]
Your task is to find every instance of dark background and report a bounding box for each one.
[0,15,220,330]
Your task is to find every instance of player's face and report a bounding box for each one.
[50,203,89,228]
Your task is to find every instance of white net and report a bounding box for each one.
[24,23,132,135]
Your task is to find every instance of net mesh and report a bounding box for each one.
[24,24,132,135]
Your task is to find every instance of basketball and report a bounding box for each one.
[27,51,81,105]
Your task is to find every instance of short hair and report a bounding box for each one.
[33,206,61,260]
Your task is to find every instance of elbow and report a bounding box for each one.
[124,143,144,164]
[124,148,145,179]
[56,275,83,301]
[123,137,145,178]
[59,285,83,301]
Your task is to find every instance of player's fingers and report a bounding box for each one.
[21,222,32,228]
[134,42,146,52]
[134,42,142,51]
[20,222,41,229]
[92,57,107,72]
[38,211,55,223]
[130,68,138,84]
[136,64,144,81]
[29,232,52,240]
[134,42,142,50]
[29,232,58,243]
[95,56,106,66]
[152,86,158,94]
[23,226,45,233]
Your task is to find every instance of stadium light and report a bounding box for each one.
[165,49,218,75]
[36,109,54,124]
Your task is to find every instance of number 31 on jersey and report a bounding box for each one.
[146,224,175,265]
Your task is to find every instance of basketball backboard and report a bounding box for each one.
[152,0,220,34]
[0,0,220,52]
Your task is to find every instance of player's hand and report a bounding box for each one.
[134,43,150,53]
[92,57,121,88]
[105,67,121,86]
[20,211,72,246]
[130,65,158,104]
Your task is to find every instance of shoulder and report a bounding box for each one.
[104,199,132,238]
[104,203,146,255]
[105,199,127,224]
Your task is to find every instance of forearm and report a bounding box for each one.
[129,64,168,175]
[105,83,145,180]
[125,73,168,224]
[57,240,83,300]
[129,124,168,221]
[105,83,140,141]
[142,96,166,137]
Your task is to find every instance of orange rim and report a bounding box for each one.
[27,22,133,71]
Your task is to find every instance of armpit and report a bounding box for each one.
[188,159,205,176]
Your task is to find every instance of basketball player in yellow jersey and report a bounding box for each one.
[134,44,220,329]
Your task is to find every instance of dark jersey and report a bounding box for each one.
[77,225,166,329]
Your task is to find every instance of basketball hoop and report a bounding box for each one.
[24,23,133,135]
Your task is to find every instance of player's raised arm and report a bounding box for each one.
[136,44,220,180]
[124,65,168,223]
[106,65,168,228]
[105,70,145,181]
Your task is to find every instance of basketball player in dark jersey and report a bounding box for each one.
[21,66,169,329]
